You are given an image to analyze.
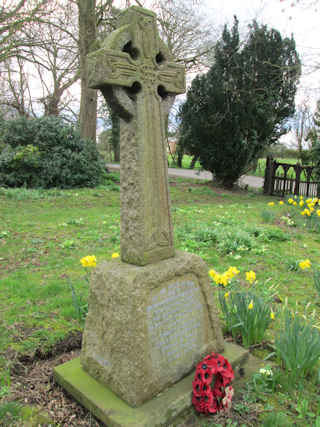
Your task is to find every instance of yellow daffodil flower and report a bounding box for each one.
[288,198,294,204]
[293,201,297,206]
[279,201,284,205]
[80,255,97,268]
[248,300,254,310]
[299,200,304,207]
[220,273,229,287]
[209,269,224,285]
[317,210,320,217]
[268,202,275,207]
[111,252,120,258]
[301,208,311,216]
[225,266,240,280]
[299,259,311,270]
[224,292,230,299]
[209,269,216,279]
[270,311,275,320]
[245,270,256,284]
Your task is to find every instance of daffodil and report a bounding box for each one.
[288,198,294,204]
[209,269,224,285]
[80,255,97,268]
[209,269,216,280]
[245,270,256,284]
[299,259,311,270]
[279,201,284,205]
[317,210,320,217]
[248,300,254,310]
[301,208,311,216]
[220,273,229,287]
[268,202,275,207]
[224,292,230,299]
[270,311,275,320]
[225,266,240,280]
[299,200,304,207]
[112,252,120,259]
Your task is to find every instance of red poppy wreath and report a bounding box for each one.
[192,352,234,414]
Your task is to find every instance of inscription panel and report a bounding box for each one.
[147,279,207,378]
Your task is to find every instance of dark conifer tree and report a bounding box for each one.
[179,17,301,188]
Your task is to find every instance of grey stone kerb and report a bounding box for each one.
[87,6,185,266]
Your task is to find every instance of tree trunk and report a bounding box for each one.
[177,143,184,168]
[78,0,97,141]
[189,155,199,169]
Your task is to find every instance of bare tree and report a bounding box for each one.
[26,2,80,118]
[0,58,37,118]
[291,100,314,157]
[151,0,219,72]
[0,0,51,63]
[0,1,81,121]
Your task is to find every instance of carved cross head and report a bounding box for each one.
[87,6,185,120]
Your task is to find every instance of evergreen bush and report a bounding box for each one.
[178,18,301,188]
[0,116,106,188]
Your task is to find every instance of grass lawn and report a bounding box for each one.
[0,175,320,426]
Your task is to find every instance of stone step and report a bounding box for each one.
[54,342,260,427]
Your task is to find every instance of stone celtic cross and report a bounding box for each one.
[88,6,185,266]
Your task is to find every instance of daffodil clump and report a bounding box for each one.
[266,195,320,229]
[268,195,320,219]
[209,267,258,287]
[216,269,276,347]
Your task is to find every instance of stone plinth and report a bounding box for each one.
[54,342,253,427]
[80,251,224,407]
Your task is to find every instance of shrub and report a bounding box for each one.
[0,116,106,188]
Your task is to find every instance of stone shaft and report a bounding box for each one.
[87,6,185,265]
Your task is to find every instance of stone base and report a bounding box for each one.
[80,251,224,407]
[54,342,259,427]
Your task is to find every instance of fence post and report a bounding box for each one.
[294,164,301,196]
[263,156,273,195]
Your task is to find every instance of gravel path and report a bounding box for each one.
[106,163,264,189]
